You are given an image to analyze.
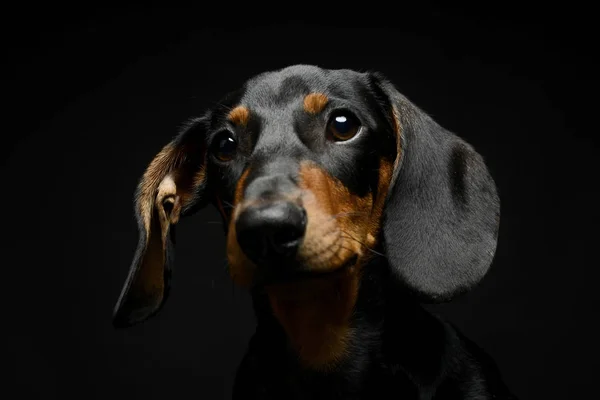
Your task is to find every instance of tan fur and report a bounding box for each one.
[130,174,178,300]
[303,93,329,114]
[296,165,372,270]
[228,106,250,126]
[132,142,207,305]
[156,174,183,225]
[137,143,182,241]
[129,216,165,304]
[266,268,359,370]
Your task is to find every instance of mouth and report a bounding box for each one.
[252,254,359,288]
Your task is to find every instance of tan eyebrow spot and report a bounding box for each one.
[228,106,250,126]
[303,93,329,114]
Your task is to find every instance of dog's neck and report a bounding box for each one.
[249,259,450,392]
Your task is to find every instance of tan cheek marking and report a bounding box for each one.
[298,162,373,270]
[228,105,250,127]
[227,168,255,287]
[234,168,251,206]
[366,159,394,249]
[363,105,402,249]
[303,93,329,114]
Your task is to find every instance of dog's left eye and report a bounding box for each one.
[211,130,238,162]
[327,111,361,142]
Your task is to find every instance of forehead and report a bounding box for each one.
[239,65,369,110]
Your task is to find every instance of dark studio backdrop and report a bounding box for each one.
[3,3,598,399]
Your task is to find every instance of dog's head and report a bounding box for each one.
[113,65,500,336]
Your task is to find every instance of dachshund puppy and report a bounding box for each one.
[113,65,516,399]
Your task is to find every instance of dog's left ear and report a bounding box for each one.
[369,72,500,302]
[112,117,210,328]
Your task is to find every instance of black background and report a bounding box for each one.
[3,2,598,399]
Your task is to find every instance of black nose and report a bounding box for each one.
[236,201,307,264]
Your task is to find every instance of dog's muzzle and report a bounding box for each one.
[236,200,307,266]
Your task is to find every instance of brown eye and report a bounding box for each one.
[327,111,361,141]
[211,130,238,162]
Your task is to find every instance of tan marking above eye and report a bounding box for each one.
[228,105,250,126]
[303,93,329,114]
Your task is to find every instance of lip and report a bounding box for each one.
[253,254,359,287]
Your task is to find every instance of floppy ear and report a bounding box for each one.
[370,73,500,302]
[112,117,210,328]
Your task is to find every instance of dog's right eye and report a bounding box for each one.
[211,130,238,162]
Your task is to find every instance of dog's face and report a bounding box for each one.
[215,69,398,289]
[113,65,500,366]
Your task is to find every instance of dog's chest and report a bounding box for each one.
[236,347,419,399]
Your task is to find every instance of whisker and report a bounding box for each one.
[300,239,339,260]
[341,232,385,257]
[303,229,341,251]
[221,200,236,209]
[211,101,234,112]
[327,211,369,222]
[338,245,357,254]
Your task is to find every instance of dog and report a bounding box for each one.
[112,65,517,399]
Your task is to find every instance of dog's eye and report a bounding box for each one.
[211,130,238,162]
[327,111,361,141]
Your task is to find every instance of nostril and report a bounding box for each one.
[275,228,303,246]
[269,223,304,255]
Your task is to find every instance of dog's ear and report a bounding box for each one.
[112,117,210,328]
[369,72,500,302]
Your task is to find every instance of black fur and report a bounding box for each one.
[234,262,516,399]
[113,65,514,399]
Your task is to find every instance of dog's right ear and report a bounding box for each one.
[112,116,210,328]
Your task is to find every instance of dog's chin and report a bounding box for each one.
[252,254,359,288]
